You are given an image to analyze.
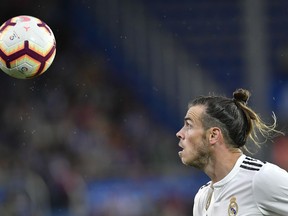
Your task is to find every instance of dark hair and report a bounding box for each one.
[189,88,282,149]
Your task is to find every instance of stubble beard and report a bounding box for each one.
[186,141,211,170]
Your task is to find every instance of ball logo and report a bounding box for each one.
[19,16,31,22]
[228,197,238,216]
[24,26,30,32]
[9,31,20,40]
[20,66,28,72]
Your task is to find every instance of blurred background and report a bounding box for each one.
[1,0,288,215]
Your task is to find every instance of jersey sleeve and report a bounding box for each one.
[253,163,288,215]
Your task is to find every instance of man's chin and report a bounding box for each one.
[182,158,204,169]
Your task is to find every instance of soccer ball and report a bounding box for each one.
[0,15,56,79]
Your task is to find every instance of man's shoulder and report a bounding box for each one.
[199,181,212,190]
[239,156,266,172]
[194,180,212,208]
[252,160,288,214]
[195,180,212,201]
[253,160,288,184]
[239,156,288,179]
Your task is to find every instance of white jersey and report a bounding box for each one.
[193,154,288,216]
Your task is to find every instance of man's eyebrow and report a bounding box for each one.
[184,117,192,122]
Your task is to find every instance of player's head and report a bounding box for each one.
[176,88,282,168]
[188,88,279,149]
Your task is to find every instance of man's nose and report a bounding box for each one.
[176,129,183,139]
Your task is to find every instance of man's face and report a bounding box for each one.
[176,105,211,169]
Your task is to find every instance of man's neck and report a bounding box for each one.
[204,149,243,183]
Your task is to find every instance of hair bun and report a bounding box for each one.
[233,88,251,105]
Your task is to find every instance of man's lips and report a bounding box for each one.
[178,143,184,156]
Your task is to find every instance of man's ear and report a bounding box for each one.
[209,127,221,144]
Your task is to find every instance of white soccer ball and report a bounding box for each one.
[0,15,56,79]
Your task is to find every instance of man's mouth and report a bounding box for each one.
[178,144,184,156]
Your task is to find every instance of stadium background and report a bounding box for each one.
[1,0,288,215]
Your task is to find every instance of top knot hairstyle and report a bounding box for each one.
[233,88,250,105]
[189,88,283,151]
